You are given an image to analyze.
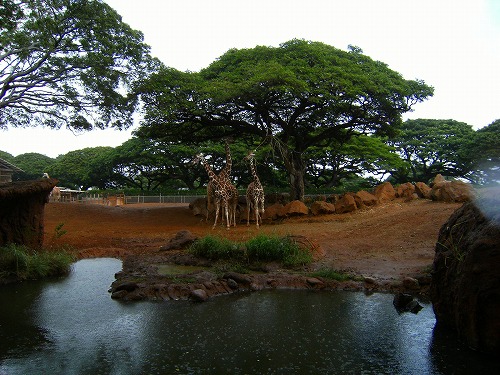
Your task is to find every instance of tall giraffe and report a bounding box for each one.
[206,140,238,226]
[194,153,237,229]
[245,151,265,228]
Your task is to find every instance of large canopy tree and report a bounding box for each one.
[388,119,476,183]
[466,119,500,184]
[137,40,433,200]
[0,0,154,130]
[305,134,406,188]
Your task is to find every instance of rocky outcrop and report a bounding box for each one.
[430,174,473,203]
[160,230,198,251]
[335,194,357,214]
[354,190,378,207]
[310,200,336,215]
[430,189,500,353]
[373,182,396,203]
[396,182,417,201]
[278,200,309,217]
[415,182,432,199]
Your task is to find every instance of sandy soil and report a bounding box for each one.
[43,198,462,281]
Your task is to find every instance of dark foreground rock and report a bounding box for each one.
[430,188,500,353]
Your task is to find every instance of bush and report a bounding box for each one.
[189,234,313,268]
[0,244,75,280]
[310,268,353,281]
[188,235,245,261]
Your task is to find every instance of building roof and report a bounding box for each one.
[0,157,24,173]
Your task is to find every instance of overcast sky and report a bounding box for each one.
[2,0,499,158]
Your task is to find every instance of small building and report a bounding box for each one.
[0,158,24,184]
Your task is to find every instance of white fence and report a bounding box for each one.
[73,194,201,205]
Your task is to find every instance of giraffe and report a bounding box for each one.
[194,153,237,229]
[244,151,265,228]
[205,139,237,225]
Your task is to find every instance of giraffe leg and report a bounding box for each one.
[213,200,220,229]
[224,201,230,230]
[254,198,260,228]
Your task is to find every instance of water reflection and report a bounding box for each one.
[1,258,499,375]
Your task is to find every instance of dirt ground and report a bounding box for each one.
[43,198,462,281]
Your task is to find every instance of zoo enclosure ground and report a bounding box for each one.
[43,199,462,281]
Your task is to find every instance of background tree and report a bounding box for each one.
[305,134,406,188]
[137,39,433,200]
[0,0,154,130]
[48,147,115,189]
[388,119,476,183]
[465,119,500,184]
[12,152,55,180]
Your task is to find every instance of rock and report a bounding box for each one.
[396,183,416,200]
[306,277,323,286]
[415,182,432,199]
[310,201,336,215]
[279,200,309,217]
[224,272,252,285]
[373,182,396,203]
[189,197,208,216]
[431,180,473,203]
[113,281,138,292]
[393,293,423,314]
[226,278,239,289]
[160,230,198,251]
[335,194,357,214]
[402,277,420,290]
[354,190,378,207]
[262,203,284,220]
[364,277,377,285]
[111,290,128,299]
[430,189,500,353]
[190,289,208,302]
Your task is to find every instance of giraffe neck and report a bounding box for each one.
[249,157,261,185]
[200,158,217,180]
[220,141,232,179]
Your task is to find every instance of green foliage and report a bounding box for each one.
[388,119,476,183]
[310,268,356,281]
[0,0,154,130]
[188,234,313,268]
[189,235,245,261]
[0,244,75,280]
[12,153,55,181]
[137,39,434,200]
[49,147,116,189]
[465,119,500,185]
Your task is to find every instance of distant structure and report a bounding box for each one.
[0,158,23,184]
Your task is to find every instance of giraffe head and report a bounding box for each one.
[244,150,256,161]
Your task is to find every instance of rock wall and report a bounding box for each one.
[430,188,500,353]
[0,179,56,248]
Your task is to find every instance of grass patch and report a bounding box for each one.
[310,268,356,281]
[188,234,313,269]
[0,244,75,280]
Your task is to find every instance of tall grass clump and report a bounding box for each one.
[0,244,75,280]
[245,234,312,267]
[188,235,245,261]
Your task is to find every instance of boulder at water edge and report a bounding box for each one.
[430,189,500,353]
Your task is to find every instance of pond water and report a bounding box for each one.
[0,258,498,375]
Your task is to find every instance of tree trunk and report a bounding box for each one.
[286,152,306,201]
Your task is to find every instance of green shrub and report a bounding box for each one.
[0,244,75,280]
[189,234,313,268]
[188,235,244,261]
[310,268,355,281]
[246,234,312,266]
